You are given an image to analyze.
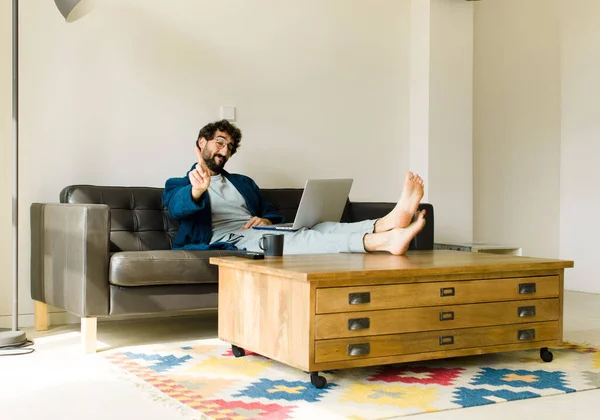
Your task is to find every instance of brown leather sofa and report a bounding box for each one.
[30,185,434,353]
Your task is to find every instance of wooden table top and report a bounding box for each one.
[210,250,574,281]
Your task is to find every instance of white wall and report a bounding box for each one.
[429,0,473,243]
[559,0,600,293]
[19,0,411,197]
[9,0,413,324]
[0,1,14,325]
[408,0,474,244]
[0,0,494,325]
[473,0,562,258]
[8,0,591,324]
[409,0,431,202]
[473,0,600,293]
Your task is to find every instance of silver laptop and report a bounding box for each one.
[253,178,353,231]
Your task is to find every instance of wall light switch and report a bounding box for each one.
[220,106,236,121]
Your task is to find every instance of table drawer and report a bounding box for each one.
[315,276,559,314]
[315,298,559,339]
[315,321,559,363]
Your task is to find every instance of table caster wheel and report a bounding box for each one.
[232,345,245,358]
[540,347,553,362]
[310,372,327,388]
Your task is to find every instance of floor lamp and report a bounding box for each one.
[0,0,90,349]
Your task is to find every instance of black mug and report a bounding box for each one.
[258,234,284,256]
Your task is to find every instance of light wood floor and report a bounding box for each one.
[2,290,599,420]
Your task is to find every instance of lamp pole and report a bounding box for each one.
[0,0,26,348]
[12,0,19,334]
[1,0,91,347]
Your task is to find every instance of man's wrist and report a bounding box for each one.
[191,187,205,202]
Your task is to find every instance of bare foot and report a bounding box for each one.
[366,210,426,255]
[375,172,424,232]
[385,211,426,255]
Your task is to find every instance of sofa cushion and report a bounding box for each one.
[109,250,242,287]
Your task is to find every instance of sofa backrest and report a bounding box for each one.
[60,185,311,252]
[259,188,304,223]
[61,185,178,252]
[60,185,433,252]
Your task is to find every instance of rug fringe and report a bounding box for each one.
[96,355,208,419]
[562,341,600,351]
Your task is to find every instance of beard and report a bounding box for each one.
[202,150,228,174]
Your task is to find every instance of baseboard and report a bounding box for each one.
[0,311,76,329]
[0,308,217,329]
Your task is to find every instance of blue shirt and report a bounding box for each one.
[163,164,285,250]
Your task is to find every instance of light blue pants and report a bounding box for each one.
[222,220,377,254]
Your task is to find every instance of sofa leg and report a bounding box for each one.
[81,317,97,354]
[34,301,49,331]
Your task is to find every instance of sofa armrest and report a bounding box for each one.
[30,203,111,317]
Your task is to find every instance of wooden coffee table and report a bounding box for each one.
[210,251,573,388]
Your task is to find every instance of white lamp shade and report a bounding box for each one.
[54,0,92,22]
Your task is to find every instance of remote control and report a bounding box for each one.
[239,252,265,260]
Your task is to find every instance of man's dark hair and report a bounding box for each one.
[197,120,242,155]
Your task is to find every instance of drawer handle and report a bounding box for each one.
[347,343,370,357]
[518,329,536,341]
[348,318,370,331]
[439,336,454,346]
[440,287,455,297]
[518,306,536,318]
[349,292,370,305]
[519,283,537,294]
[439,311,455,321]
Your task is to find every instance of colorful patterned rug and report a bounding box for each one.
[102,338,600,419]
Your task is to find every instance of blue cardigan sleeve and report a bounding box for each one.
[163,174,207,219]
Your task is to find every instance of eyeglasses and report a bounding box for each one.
[212,138,234,153]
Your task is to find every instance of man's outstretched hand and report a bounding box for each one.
[190,146,211,201]
[242,217,273,229]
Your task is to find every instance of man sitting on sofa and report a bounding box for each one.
[163,120,426,255]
